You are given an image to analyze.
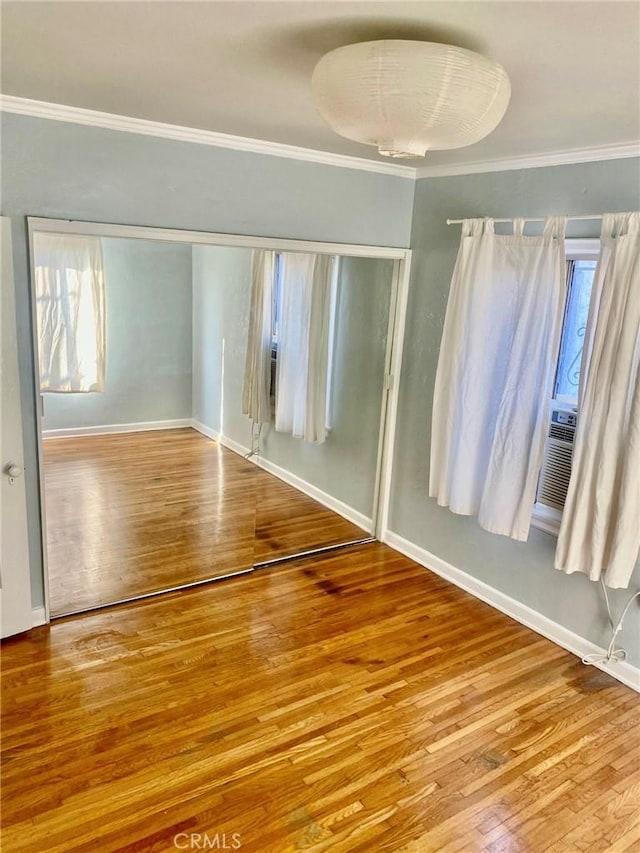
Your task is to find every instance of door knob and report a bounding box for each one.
[5,463,23,484]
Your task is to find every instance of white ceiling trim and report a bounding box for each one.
[0,95,416,179]
[2,95,638,182]
[416,142,640,179]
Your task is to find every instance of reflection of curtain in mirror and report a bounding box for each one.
[34,233,105,392]
[276,253,334,444]
[242,249,275,423]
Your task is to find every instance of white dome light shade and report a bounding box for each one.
[312,40,511,159]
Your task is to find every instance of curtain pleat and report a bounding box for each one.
[242,250,275,424]
[276,253,334,444]
[305,255,333,443]
[430,216,567,541]
[34,233,105,393]
[556,212,640,589]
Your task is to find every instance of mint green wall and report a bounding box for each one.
[191,245,221,433]
[191,245,252,445]
[390,157,640,667]
[43,237,193,430]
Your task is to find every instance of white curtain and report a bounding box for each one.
[276,253,334,444]
[556,212,640,589]
[34,233,105,392]
[430,216,567,540]
[242,249,275,424]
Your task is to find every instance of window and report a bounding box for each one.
[532,240,599,534]
[34,232,106,393]
[554,258,598,404]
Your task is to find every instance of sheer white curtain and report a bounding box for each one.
[242,249,275,424]
[276,253,334,444]
[34,233,105,392]
[430,216,567,540]
[556,212,640,589]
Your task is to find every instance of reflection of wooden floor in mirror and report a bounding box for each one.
[43,428,366,616]
[253,477,367,564]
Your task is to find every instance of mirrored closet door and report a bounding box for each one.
[252,254,395,565]
[29,219,408,617]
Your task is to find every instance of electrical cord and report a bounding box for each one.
[582,578,640,666]
[244,421,262,460]
[600,577,615,631]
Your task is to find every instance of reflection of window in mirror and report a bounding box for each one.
[269,253,283,411]
[33,232,106,394]
[269,252,338,431]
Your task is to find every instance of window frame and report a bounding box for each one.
[531,238,600,536]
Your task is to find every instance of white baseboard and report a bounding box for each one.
[32,607,47,627]
[42,418,193,439]
[219,433,252,459]
[192,422,372,534]
[253,454,372,533]
[384,530,640,693]
[190,419,221,442]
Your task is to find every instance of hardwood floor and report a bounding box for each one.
[43,429,366,616]
[2,542,638,852]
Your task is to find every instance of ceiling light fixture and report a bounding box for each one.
[312,40,511,159]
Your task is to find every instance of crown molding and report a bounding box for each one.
[0,95,416,179]
[416,142,640,179]
[2,95,638,182]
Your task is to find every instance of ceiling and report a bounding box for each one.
[1,1,639,169]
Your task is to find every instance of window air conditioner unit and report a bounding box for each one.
[536,408,577,511]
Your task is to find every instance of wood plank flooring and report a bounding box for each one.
[2,542,638,852]
[43,429,366,616]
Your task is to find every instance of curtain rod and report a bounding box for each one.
[446,214,604,225]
